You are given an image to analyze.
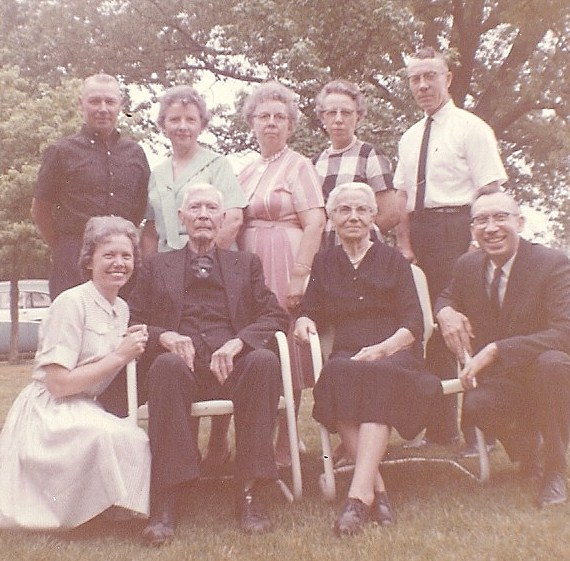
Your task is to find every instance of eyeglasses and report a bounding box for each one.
[333,205,373,217]
[321,108,356,120]
[253,112,289,124]
[471,212,518,228]
[407,71,445,87]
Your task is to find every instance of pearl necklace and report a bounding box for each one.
[261,145,287,164]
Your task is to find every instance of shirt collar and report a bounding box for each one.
[426,99,455,123]
[80,123,120,145]
[85,280,118,316]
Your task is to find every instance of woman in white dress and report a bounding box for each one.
[0,216,151,530]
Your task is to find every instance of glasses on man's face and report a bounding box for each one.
[321,108,356,120]
[470,212,518,228]
[407,71,444,87]
[333,205,373,218]
[253,112,289,124]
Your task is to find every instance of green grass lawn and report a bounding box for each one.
[0,360,568,561]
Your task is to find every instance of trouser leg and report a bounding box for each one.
[461,376,537,463]
[411,211,471,443]
[532,351,570,476]
[147,352,201,496]
[230,349,281,484]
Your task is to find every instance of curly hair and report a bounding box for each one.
[315,79,367,120]
[78,216,141,280]
[242,81,299,128]
[157,85,211,129]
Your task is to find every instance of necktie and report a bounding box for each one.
[414,116,433,212]
[190,255,213,279]
[489,266,503,315]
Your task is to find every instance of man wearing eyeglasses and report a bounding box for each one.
[435,191,570,508]
[393,47,508,447]
[128,183,289,544]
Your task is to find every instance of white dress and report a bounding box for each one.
[0,281,150,529]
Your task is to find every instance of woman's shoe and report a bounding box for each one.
[372,491,395,526]
[334,497,370,536]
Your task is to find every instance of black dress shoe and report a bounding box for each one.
[372,491,395,526]
[237,487,272,534]
[142,492,177,546]
[334,497,370,536]
[537,473,568,508]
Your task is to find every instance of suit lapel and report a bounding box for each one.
[499,239,530,325]
[160,249,187,325]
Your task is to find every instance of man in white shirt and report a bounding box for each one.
[394,47,507,445]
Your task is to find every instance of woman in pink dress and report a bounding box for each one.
[238,82,326,465]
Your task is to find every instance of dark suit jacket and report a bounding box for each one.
[128,246,289,358]
[435,238,570,376]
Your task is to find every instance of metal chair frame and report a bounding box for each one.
[309,263,490,501]
[126,330,302,502]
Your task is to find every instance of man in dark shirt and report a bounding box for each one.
[128,183,289,545]
[31,73,150,299]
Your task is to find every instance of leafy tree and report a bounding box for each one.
[1,0,569,240]
[0,66,81,360]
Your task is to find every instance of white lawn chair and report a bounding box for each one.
[309,263,490,501]
[127,330,302,502]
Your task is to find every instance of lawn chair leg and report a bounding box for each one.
[475,427,490,482]
[275,331,302,501]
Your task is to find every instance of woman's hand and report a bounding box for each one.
[115,324,148,363]
[351,328,414,361]
[286,271,308,310]
[351,343,390,361]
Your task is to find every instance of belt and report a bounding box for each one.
[411,205,470,217]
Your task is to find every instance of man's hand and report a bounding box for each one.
[293,316,317,345]
[159,331,196,370]
[210,338,244,384]
[436,306,474,360]
[459,344,498,391]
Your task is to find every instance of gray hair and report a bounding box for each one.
[180,183,223,210]
[79,216,140,280]
[408,47,449,70]
[325,182,378,216]
[315,79,367,120]
[81,74,122,98]
[242,81,299,128]
[157,85,211,129]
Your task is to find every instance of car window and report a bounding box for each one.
[30,292,51,308]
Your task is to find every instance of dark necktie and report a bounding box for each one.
[414,116,433,212]
[489,266,503,315]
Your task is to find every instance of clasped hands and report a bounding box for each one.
[159,331,243,384]
[436,306,498,390]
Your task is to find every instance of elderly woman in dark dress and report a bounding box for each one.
[294,182,441,536]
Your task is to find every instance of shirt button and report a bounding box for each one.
[107,151,111,156]
[110,192,114,197]
[358,296,364,301]
[352,276,357,281]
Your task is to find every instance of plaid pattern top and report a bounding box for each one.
[312,138,394,202]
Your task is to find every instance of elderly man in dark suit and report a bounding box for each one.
[128,183,289,545]
[435,191,570,508]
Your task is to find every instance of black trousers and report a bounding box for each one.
[462,351,570,476]
[410,209,471,442]
[146,349,281,496]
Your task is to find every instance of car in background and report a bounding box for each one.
[0,279,51,354]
